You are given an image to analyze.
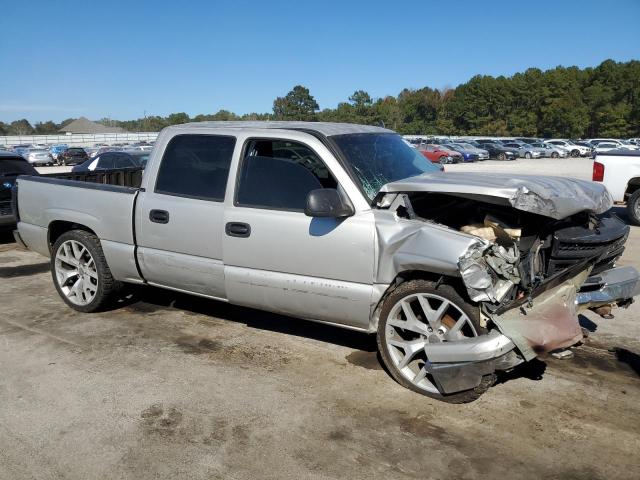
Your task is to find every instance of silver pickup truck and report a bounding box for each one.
[13,121,640,403]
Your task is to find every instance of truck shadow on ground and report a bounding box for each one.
[120,285,379,353]
[0,231,15,245]
[117,285,563,387]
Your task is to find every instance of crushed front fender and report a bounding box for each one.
[491,268,591,361]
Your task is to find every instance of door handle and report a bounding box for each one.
[225,222,251,238]
[149,209,170,224]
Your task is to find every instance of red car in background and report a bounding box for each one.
[418,144,463,164]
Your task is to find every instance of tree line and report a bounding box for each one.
[2,59,638,138]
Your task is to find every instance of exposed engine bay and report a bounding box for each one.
[402,192,629,311]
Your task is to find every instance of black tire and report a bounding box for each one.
[497,152,506,161]
[627,190,640,226]
[524,152,532,159]
[377,280,493,403]
[551,151,559,158]
[570,149,579,157]
[51,230,121,312]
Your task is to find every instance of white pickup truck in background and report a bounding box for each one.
[593,150,640,225]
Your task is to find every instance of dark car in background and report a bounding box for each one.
[71,151,149,172]
[1,151,39,230]
[57,147,89,166]
[475,141,519,160]
[440,143,478,162]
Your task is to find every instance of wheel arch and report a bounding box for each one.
[48,220,97,253]
[370,270,466,331]
[624,177,640,198]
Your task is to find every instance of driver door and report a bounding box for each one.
[223,136,375,329]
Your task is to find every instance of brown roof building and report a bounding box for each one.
[58,117,126,134]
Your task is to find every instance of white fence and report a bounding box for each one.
[0,132,159,147]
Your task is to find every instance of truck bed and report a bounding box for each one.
[15,174,140,269]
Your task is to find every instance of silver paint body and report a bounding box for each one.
[14,122,633,375]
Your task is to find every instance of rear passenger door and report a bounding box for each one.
[135,134,236,299]
[222,137,375,329]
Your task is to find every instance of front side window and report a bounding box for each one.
[155,134,236,201]
[236,139,337,211]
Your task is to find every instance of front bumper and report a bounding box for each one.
[576,265,640,309]
[424,330,519,394]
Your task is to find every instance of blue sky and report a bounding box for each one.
[1,0,639,123]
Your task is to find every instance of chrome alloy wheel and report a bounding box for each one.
[385,293,479,393]
[54,239,98,306]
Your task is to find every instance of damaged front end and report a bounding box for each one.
[375,172,639,394]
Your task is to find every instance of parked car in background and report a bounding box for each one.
[593,142,626,154]
[451,142,490,160]
[57,147,89,166]
[530,142,568,158]
[418,144,463,164]
[440,143,479,162]
[475,141,518,160]
[502,142,543,159]
[12,145,30,157]
[515,138,540,144]
[545,140,592,157]
[49,144,69,161]
[24,148,54,166]
[589,139,639,150]
[84,147,100,158]
[71,151,148,172]
[0,151,38,230]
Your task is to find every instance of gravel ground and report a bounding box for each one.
[1,157,638,480]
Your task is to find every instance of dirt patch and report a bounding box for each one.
[140,404,184,437]
[175,335,222,354]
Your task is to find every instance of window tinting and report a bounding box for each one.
[236,140,337,210]
[155,135,235,201]
[97,154,115,169]
[113,154,136,169]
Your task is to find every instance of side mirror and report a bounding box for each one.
[304,188,354,218]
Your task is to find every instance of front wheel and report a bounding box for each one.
[497,152,506,161]
[627,190,640,226]
[551,151,559,158]
[51,230,121,312]
[524,152,532,159]
[571,149,580,157]
[377,280,493,403]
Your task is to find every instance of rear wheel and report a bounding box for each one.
[51,230,121,312]
[377,280,493,403]
[627,190,640,226]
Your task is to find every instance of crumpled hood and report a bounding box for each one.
[378,172,613,219]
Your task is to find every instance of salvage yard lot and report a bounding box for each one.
[2,158,639,479]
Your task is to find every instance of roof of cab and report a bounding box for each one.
[170,121,393,137]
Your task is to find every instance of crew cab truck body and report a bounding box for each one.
[14,122,640,403]
[593,149,640,225]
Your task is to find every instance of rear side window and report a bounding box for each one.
[96,153,116,169]
[155,134,236,201]
[236,139,337,211]
[113,154,136,168]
